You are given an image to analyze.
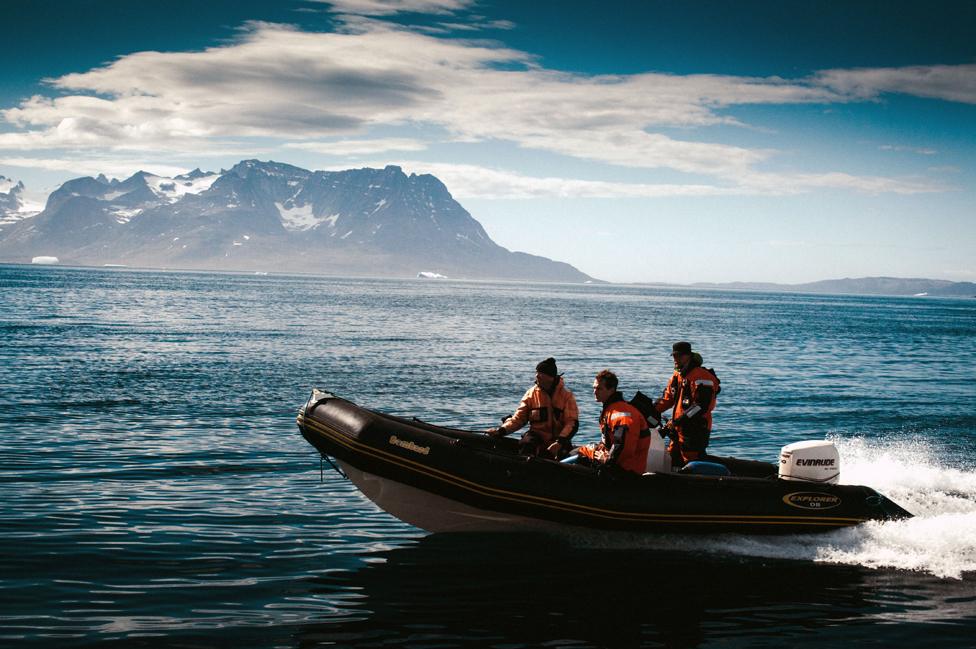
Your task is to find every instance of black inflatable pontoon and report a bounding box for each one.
[297,390,912,535]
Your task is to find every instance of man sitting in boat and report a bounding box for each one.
[654,341,720,467]
[487,357,579,458]
[577,369,652,474]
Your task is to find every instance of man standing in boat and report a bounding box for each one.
[654,341,720,467]
[577,369,652,474]
[487,357,579,458]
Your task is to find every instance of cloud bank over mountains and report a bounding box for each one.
[2,17,971,197]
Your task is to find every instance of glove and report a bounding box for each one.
[547,436,572,457]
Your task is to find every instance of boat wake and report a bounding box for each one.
[569,437,976,579]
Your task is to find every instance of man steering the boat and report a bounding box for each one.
[487,357,579,458]
[577,369,652,474]
[654,341,720,467]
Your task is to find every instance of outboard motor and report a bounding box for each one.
[778,440,840,484]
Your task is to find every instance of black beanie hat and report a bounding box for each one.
[672,341,692,355]
[536,357,558,377]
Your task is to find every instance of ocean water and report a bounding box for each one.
[1,264,974,648]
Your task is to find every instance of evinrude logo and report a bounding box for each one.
[796,458,836,467]
[783,492,841,510]
[389,435,430,456]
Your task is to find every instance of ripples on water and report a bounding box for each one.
[0,265,974,647]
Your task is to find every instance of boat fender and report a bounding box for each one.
[679,461,731,476]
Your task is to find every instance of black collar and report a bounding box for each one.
[602,391,625,414]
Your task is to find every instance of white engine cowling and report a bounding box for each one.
[645,428,672,474]
[778,440,840,484]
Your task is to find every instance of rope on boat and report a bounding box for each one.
[320,452,348,482]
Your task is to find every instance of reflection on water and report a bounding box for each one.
[291,535,975,649]
[16,533,971,649]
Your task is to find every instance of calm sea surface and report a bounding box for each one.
[1,265,974,648]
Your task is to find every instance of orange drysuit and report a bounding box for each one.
[578,393,651,475]
[655,364,718,464]
[500,377,579,454]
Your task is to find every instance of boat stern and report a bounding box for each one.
[866,489,913,521]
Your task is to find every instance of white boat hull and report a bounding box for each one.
[340,461,582,534]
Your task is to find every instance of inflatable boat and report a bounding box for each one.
[297,390,912,535]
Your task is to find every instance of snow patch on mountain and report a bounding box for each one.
[276,201,340,231]
[275,202,313,230]
[144,172,218,201]
[111,207,144,224]
[17,199,44,215]
[45,170,221,224]
[0,175,42,226]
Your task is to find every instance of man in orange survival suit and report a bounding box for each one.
[654,341,719,466]
[488,357,579,458]
[577,369,651,475]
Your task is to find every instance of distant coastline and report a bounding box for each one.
[639,276,976,298]
[5,262,972,297]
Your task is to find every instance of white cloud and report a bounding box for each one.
[0,156,190,179]
[283,137,427,155]
[0,22,826,178]
[434,19,515,31]
[311,0,475,16]
[879,144,937,155]
[0,20,968,195]
[340,160,942,199]
[735,170,946,195]
[815,64,976,104]
[382,161,743,198]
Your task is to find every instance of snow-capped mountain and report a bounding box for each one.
[44,169,219,224]
[0,175,43,227]
[0,161,592,282]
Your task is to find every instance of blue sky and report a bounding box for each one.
[1,0,974,283]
